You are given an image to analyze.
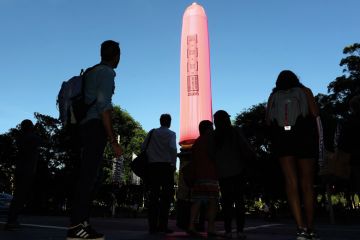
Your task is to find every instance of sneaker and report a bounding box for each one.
[236,231,247,240]
[307,229,320,240]
[296,228,309,240]
[66,221,104,240]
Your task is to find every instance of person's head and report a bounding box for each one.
[349,95,360,115]
[213,110,231,130]
[20,119,34,133]
[198,120,213,136]
[160,114,171,128]
[274,70,304,91]
[101,40,121,69]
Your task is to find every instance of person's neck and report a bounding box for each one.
[100,60,114,69]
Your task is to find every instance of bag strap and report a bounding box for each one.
[144,129,155,150]
[80,63,102,95]
[79,63,103,108]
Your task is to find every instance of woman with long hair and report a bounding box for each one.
[266,70,320,240]
[211,110,254,239]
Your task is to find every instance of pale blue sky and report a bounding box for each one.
[1,0,359,145]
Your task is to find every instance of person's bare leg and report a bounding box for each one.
[279,156,305,228]
[189,201,201,232]
[207,199,217,233]
[298,158,316,229]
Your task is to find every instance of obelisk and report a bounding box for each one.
[179,2,213,148]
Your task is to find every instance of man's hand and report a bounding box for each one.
[111,142,123,158]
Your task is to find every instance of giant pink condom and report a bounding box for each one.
[179,2,213,147]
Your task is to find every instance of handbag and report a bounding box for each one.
[130,129,154,180]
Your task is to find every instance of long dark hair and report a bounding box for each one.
[272,70,305,93]
[213,110,233,149]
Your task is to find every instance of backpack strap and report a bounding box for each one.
[144,129,155,150]
[80,63,103,106]
[80,63,102,95]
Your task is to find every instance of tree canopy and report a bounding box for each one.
[0,105,147,213]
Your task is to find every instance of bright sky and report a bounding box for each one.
[1,0,359,146]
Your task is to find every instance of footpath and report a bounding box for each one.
[1,215,360,239]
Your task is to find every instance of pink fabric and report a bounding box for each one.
[180,3,213,146]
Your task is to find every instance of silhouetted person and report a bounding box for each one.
[144,113,177,234]
[187,120,219,237]
[67,40,123,240]
[5,119,42,230]
[266,70,320,240]
[337,95,360,199]
[210,110,253,239]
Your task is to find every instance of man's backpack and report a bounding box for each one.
[268,87,309,129]
[57,65,99,125]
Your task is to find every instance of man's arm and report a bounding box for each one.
[102,109,122,157]
[96,67,123,157]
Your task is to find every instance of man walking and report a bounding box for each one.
[144,114,177,234]
[67,40,122,240]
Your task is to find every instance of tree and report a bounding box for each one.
[90,106,148,211]
[315,43,360,151]
[234,103,286,204]
[29,113,65,213]
[327,43,360,118]
[0,106,147,213]
[0,129,19,193]
[101,106,147,185]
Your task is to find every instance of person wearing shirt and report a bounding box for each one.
[143,114,177,234]
[67,40,123,240]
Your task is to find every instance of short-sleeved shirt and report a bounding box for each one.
[83,64,116,122]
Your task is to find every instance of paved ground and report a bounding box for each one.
[0,215,359,239]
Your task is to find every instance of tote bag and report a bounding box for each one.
[130,129,154,180]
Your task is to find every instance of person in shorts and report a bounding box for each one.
[266,70,320,240]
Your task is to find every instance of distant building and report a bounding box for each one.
[131,153,141,185]
[112,156,124,184]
